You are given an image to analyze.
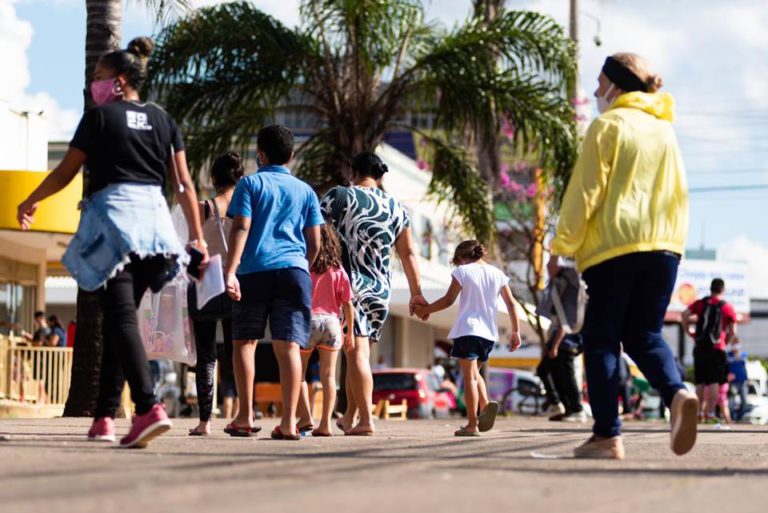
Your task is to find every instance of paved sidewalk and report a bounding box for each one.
[1,417,766,513]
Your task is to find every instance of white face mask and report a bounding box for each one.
[597,84,615,114]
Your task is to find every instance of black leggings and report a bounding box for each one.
[550,352,583,414]
[94,255,170,418]
[192,317,233,422]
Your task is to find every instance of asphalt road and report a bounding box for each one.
[1,417,766,513]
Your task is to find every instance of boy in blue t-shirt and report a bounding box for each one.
[224,125,323,440]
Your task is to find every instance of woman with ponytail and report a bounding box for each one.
[17,37,208,448]
[188,152,244,436]
[413,241,521,437]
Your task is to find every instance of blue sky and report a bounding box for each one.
[5,0,768,289]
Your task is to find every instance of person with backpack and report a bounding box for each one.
[682,278,738,422]
[540,256,588,422]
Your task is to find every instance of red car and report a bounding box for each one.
[372,368,454,419]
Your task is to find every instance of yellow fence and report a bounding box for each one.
[0,336,73,407]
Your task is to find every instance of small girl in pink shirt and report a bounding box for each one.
[297,224,354,436]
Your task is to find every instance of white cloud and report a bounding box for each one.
[1,0,80,140]
[718,237,768,299]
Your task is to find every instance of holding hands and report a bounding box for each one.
[413,303,430,321]
[410,293,430,321]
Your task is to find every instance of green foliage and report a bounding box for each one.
[147,0,578,240]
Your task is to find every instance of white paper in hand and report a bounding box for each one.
[196,254,226,309]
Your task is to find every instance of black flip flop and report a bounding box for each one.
[224,423,262,437]
[271,426,301,441]
[188,428,210,437]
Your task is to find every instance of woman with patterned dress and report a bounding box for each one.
[321,152,425,435]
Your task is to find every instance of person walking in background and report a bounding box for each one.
[727,342,749,421]
[188,152,244,436]
[551,52,698,459]
[295,224,355,437]
[47,315,67,348]
[682,278,737,422]
[17,37,208,448]
[224,125,322,441]
[536,344,565,417]
[321,152,426,436]
[414,241,522,436]
[542,256,587,423]
[20,311,51,346]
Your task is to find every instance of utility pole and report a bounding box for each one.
[569,0,579,101]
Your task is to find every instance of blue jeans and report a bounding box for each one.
[582,252,685,438]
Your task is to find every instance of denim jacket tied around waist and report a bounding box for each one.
[62,183,188,291]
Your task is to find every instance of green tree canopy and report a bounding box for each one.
[148,0,577,242]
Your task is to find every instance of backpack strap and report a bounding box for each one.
[550,277,572,334]
[203,199,212,221]
[210,197,228,253]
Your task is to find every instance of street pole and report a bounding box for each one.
[569,0,579,100]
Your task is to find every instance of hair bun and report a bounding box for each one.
[472,245,486,258]
[646,74,663,93]
[126,37,154,61]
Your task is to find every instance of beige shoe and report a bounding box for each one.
[670,389,699,456]
[573,435,625,460]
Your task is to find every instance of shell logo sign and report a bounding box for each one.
[676,282,698,307]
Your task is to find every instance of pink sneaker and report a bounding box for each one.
[119,404,172,449]
[87,417,116,443]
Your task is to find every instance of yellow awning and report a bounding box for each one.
[0,170,82,234]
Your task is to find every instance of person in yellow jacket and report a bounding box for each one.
[551,53,699,460]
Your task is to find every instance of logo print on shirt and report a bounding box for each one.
[126,111,153,131]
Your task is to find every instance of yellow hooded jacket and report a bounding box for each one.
[552,91,688,272]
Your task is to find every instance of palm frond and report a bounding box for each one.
[147,2,311,173]
[406,9,578,194]
[301,0,426,70]
[133,0,190,26]
[414,132,494,243]
[294,131,351,191]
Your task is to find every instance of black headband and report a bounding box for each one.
[602,57,648,93]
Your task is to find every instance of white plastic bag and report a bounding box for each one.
[170,204,190,247]
[138,274,197,365]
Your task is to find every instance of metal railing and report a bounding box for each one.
[0,335,73,406]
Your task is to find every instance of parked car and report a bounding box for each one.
[737,380,768,425]
[372,368,453,419]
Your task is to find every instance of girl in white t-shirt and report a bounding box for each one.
[415,241,521,436]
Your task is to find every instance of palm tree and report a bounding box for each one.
[64,0,188,417]
[148,0,578,243]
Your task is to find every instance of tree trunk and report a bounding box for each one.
[62,0,122,417]
[83,0,122,110]
[472,0,505,188]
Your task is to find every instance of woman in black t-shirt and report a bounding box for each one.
[17,37,208,449]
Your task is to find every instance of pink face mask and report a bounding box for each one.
[90,79,122,105]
